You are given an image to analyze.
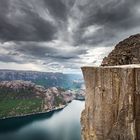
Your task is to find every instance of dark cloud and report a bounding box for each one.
[80,0,140,28]
[43,0,67,20]
[74,0,140,46]
[0,0,140,72]
[0,0,57,42]
[11,42,87,60]
[0,54,22,63]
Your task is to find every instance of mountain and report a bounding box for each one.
[0,70,83,89]
[101,34,140,66]
[0,80,72,119]
[81,34,140,140]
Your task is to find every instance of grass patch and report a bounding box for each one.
[0,97,42,118]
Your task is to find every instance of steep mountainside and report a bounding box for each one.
[81,34,140,140]
[101,34,140,66]
[0,70,83,89]
[0,80,69,119]
[81,66,140,140]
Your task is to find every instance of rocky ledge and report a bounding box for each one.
[81,65,140,140]
[81,34,140,140]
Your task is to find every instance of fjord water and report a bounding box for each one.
[0,100,85,140]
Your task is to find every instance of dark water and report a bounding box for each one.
[0,100,85,140]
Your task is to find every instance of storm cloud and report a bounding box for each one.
[0,0,140,73]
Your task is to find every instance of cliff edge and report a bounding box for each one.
[81,34,140,140]
[81,65,140,140]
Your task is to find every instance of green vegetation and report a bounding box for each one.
[0,87,43,118]
[0,98,42,118]
[0,81,68,119]
[35,79,48,87]
[33,74,83,90]
[54,95,66,106]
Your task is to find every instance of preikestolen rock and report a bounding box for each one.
[81,65,140,140]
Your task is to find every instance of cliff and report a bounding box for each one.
[101,34,140,66]
[81,65,140,140]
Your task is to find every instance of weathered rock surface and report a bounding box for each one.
[81,65,140,140]
[101,34,140,66]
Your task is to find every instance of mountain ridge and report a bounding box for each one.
[0,69,83,89]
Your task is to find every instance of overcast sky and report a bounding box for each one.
[0,0,140,73]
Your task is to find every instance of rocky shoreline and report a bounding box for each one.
[0,104,67,120]
[0,80,85,120]
[0,80,72,119]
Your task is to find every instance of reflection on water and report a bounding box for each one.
[0,100,85,140]
[0,111,55,132]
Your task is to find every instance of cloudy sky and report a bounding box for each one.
[0,0,140,73]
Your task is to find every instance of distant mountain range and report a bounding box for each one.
[0,69,84,119]
[0,69,83,89]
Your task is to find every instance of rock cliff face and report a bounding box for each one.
[81,65,140,140]
[101,34,140,66]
